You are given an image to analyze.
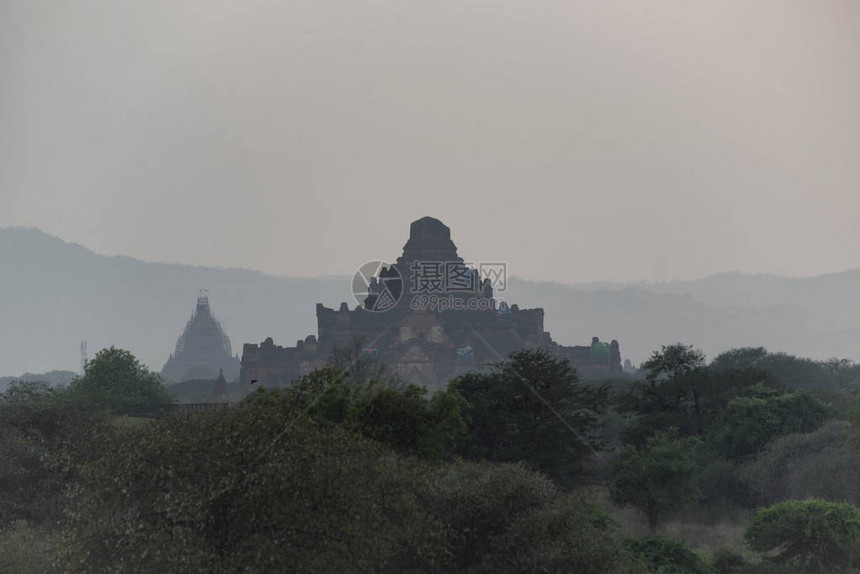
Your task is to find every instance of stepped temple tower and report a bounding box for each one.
[161,292,241,383]
[241,217,621,392]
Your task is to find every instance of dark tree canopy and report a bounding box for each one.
[287,366,466,460]
[641,343,706,382]
[709,347,769,372]
[622,536,713,574]
[745,498,860,573]
[455,349,609,485]
[616,366,779,446]
[708,384,830,460]
[61,369,644,574]
[8,337,856,573]
[68,347,172,408]
[610,429,702,531]
[0,382,109,530]
[745,420,860,507]
[711,347,860,394]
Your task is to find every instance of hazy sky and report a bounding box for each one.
[2,0,859,284]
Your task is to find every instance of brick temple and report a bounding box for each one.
[241,217,621,392]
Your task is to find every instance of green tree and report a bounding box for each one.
[455,349,609,485]
[62,391,445,573]
[62,375,640,573]
[708,384,830,460]
[641,343,706,382]
[745,498,860,573]
[286,366,466,460]
[745,420,860,507]
[710,347,769,372]
[62,364,648,573]
[348,383,466,459]
[712,347,860,395]
[422,461,644,573]
[617,364,776,446]
[0,382,110,527]
[618,344,712,447]
[68,347,172,408]
[610,429,702,531]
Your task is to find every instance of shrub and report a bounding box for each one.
[0,382,110,526]
[745,421,860,506]
[0,520,60,574]
[745,498,860,573]
[424,461,644,573]
[622,536,713,573]
[708,385,830,460]
[711,547,757,574]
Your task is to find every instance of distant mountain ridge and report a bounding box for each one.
[1,226,858,378]
[0,226,352,377]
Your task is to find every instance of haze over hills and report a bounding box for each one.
[1,226,858,379]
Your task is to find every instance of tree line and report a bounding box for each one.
[3,343,860,572]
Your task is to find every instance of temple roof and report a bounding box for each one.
[397,216,462,265]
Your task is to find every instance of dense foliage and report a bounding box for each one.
[3,342,859,572]
[423,462,643,573]
[613,344,838,514]
[641,343,706,382]
[610,429,702,530]
[59,370,642,573]
[64,407,441,572]
[708,384,830,459]
[298,366,466,459]
[622,536,714,574]
[745,499,860,573]
[745,420,860,506]
[616,366,779,445]
[0,382,110,527]
[68,346,173,408]
[711,347,860,395]
[456,349,609,485]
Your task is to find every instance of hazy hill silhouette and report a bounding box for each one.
[0,227,350,378]
[0,370,78,392]
[1,226,858,378]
